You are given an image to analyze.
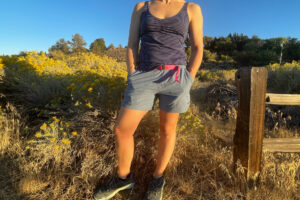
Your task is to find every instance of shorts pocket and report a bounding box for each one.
[184,68,194,83]
[127,70,139,78]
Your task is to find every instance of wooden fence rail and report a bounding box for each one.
[233,67,300,194]
[263,138,300,152]
[265,93,300,105]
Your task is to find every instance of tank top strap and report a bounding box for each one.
[144,1,149,12]
[183,1,188,12]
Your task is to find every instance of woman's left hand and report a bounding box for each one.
[188,70,196,80]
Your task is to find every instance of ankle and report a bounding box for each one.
[118,172,130,180]
[152,173,163,179]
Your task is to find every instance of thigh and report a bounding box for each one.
[114,106,148,134]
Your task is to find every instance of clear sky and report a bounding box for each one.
[1,0,299,55]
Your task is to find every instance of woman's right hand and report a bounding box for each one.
[128,70,136,75]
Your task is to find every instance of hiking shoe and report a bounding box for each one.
[93,172,135,200]
[144,175,166,200]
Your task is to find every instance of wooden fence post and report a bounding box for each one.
[233,67,268,192]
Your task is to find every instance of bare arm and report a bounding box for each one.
[187,3,204,78]
[126,2,145,73]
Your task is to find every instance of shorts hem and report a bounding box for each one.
[159,106,189,114]
[121,104,153,111]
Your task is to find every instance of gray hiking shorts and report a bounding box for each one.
[121,64,194,113]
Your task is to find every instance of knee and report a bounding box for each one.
[113,124,134,137]
[159,125,176,138]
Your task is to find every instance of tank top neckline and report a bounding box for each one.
[145,1,187,21]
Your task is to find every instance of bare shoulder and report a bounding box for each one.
[129,1,147,23]
[133,1,147,12]
[187,2,202,12]
[187,2,203,22]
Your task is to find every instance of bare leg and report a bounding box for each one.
[113,106,148,179]
[153,109,180,178]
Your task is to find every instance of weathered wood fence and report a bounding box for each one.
[233,67,300,192]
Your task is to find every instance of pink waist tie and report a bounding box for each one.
[156,64,181,83]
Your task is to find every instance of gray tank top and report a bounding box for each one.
[137,1,189,71]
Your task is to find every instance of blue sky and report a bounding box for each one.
[1,0,299,55]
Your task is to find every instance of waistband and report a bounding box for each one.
[156,64,186,83]
[157,64,186,69]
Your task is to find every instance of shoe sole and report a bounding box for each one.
[159,181,165,200]
[94,182,135,200]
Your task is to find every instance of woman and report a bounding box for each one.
[94,0,203,199]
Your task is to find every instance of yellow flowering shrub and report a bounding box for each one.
[177,108,204,142]
[266,61,300,93]
[1,51,129,111]
[0,58,4,77]
[267,60,300,71]
[17,51,70,74]
[198,69,237,82]
[0,58,4,69]
[26,116,77,150]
